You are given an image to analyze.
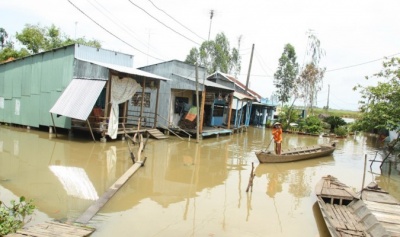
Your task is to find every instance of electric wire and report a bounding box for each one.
[127,0,201,46]
[68,0,165,62]
[89,0,166,59]
[326,53,400,72]
[147,0,206,41]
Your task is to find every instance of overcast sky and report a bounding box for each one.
[3,0,400,111]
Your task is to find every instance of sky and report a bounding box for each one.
[2,0,400,111]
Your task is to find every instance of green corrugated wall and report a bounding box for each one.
[0,46,74,128]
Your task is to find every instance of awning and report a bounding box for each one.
[50,78,106,120]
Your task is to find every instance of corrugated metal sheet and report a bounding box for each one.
[172,73,233,91]
[76,58,170,81]
[233,91,255,100]
[74,44,133,67]
[50,79,106,120]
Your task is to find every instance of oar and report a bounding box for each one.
[265,136,274,152]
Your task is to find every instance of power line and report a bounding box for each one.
[147,0,206,42]
[127,0,201,46]
[326,53,400,72]
[68,0,165,62]
[89,0,166,59]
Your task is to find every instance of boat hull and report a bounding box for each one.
[315,175,390,237]
[255,144,335,163]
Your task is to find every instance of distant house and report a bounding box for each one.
[0,44,168,141]
[139,60,235,138]
[207,71,277,126]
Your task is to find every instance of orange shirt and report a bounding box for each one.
[272,127,282,142]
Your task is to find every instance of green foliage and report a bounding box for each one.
[303,115,323,134]
[278,105,300,130]
[0,28,8,49]
[274,44,299,104]
[324,116,347,132]
[0,47,30,62]
[1,24,101,62]
[355,57,400,133]
[334,126,348,136]
[0,196,36,235]
[185,32,241,76]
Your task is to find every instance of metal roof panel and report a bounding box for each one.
[50,79,106,120]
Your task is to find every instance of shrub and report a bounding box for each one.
[0,196,36,235]
[334,126,348,136]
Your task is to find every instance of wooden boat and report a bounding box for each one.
[255,142,336,163]
[315,175,390,237]
[361,182,400,236]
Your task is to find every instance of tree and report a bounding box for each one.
[278,105,300,130]
[297,63,325,114]
[12,23,101,55]
[297,30,326,115]
[0,28,8,49]
[355,57,400,137]
[185,32,241,75]
[324,116,347,133]
[16,24,46,54]
[273,43,299,105]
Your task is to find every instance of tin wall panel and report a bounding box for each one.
[21,58,33,96]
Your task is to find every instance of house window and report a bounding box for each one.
[131,92,151,107]
[175,97,189,114]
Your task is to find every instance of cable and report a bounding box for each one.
[326,53,400,72]
[147,0,206,42]
[68,0,165,62]
[89,0,165,59]
[127,0,201,46]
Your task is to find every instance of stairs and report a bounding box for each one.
[147,128,168,139]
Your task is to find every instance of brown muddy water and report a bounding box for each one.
[0,125,399,237]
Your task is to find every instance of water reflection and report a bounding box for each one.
[0,125,399,236]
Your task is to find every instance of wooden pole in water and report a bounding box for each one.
[195,63,200,143]
[361,154,367,191]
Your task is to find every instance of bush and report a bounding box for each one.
[334,126,348,136]
[0,196,36,235]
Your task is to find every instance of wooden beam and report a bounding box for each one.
[227,93,233,129]
[75,159,146,224]
[154,81,160,128]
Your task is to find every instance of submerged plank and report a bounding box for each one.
[9,221,94,237]
[75,161,145,224]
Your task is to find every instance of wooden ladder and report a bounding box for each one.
[147,128,168,139]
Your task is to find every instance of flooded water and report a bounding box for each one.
[0,125,399,237]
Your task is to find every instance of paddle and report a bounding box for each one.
[265,136,274,152]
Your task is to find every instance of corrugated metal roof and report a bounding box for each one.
[172,73,233,91]
[50,79,106,120]
[76,58,170,81]
[233,91,255,100]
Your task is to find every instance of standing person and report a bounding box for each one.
[272,122,283,155]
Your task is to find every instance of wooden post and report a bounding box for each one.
[199,90,206,133]
[139,79,146,130]
[195,64,200,142]
[227,93,233,129]
[153,81,160,128]
[246,162,256,192]
[361,154,367,191]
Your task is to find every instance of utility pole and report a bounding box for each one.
[326,84,330,111]
[208,10,214,42]
[245,44,255,93]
